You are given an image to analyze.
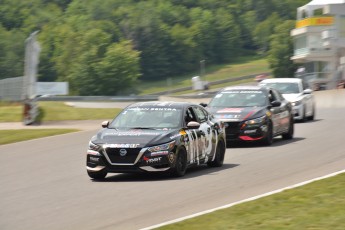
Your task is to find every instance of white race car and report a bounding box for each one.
[260,78,315,121]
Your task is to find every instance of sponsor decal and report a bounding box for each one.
[103,144,140,148]
[215,114,241,119]
[296,16,333,28]
[170,133,181,139]
[179,130,186,135]
[168,152,175,163]
[151,151,169,156]
[143,156,162,164]
[170,130,187,140]
[103,131,160,137]
[217,108,243,113]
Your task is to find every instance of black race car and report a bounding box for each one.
[86,101,226,179]
[205,86,294,146]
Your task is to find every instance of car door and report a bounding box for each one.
[184,107,201,165]
[301,80,314,115]
[191,106,214,163]
[271,89,291,133]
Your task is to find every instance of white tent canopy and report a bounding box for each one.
[307,0,345,5]
[298,0,345,19]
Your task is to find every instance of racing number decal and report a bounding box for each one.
[186,130,199,164]
[185,123,215,165]
[199,123,213,162]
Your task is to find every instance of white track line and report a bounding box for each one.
[140,169,345,230]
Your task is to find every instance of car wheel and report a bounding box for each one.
[282,116,294,140]
[207,141,225,167]
[87,169,107,180]
[262,122,273,146]
[170,148,187,177]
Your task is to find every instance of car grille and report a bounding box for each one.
[225,122,241,140]
[104,148,142,164]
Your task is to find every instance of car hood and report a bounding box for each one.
[208,106,267,122]
[282,93,302,102]
[91,128,178,148]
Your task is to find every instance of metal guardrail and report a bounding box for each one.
[1,72,269,102]
[146,72,269,95]
[36,95,159,102]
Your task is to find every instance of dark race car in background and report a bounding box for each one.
[86,101,226,180]
[205,86,294,146]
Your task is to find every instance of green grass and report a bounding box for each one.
[158,172,345,230]
[0,101,122,122]
[138,57,269,95]
[0,129,80,145]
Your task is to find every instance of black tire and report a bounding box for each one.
[208,141,225,167]
[87,169,107,180]
[170,148,187,177]
[282,116,294,140]
[262,122,273,146]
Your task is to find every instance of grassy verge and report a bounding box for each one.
[0,129,80,145]
[159,172,345,230]
[138,57,269,95]
[0,101,122,122]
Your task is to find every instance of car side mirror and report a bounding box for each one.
[187,121,200,129]
[271,101,281,107]
[101,121,109,128]
[303,89,312,94]
[199,102,208,107]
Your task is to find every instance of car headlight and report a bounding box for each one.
[89,141,101,151]
[292,100,302,106]
[245,116,266,125]
[148,141,175,152]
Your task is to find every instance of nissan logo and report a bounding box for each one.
[119,149,127,156]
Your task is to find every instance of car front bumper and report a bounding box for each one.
[224,121,269,142]
[292,104,304,120]
[86,148,175,173]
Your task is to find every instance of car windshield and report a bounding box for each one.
[261,82,300,94]
[209,90,267,107]
[109,107,182,129]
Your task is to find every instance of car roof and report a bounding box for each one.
[221,85,269,92]
[260,78,302,83]
[126,101,194,109]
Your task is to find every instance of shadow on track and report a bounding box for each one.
[294,118,323,124]
[91,163,239,182]
[227,137,305,149]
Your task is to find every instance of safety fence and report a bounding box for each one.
[0,77,24,101]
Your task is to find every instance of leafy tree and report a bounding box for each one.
[0,0,311,95]
[268,20,297,78]
[253,13,281,54]
[212,8,241,63]
[69,40,140,95]
[0,26,25,79]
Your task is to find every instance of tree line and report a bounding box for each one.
[0,0,308,95]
